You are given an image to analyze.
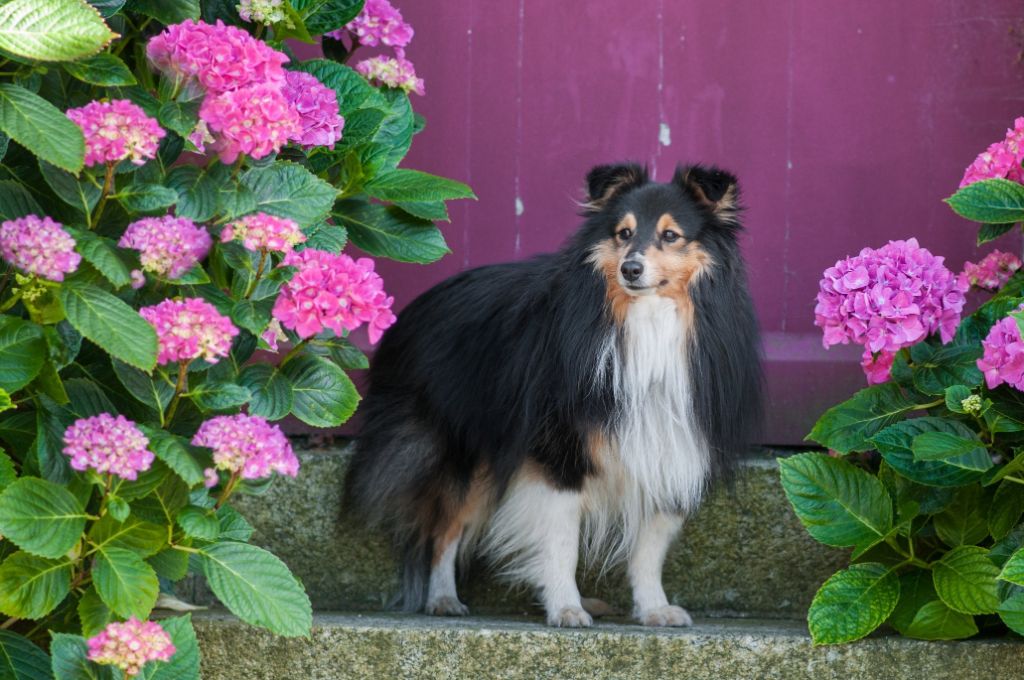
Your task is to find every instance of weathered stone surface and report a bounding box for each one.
[185,445,847,618]
[193,611,1024,680]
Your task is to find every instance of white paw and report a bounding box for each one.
[581,597,617,618]
[547,605,593,628]
[425,596,469,616]
[637,605,692,627]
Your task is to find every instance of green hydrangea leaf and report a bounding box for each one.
[0,0,116,62]
[0,478,87,558]
[807,563,899,645]
[933,545,1001,615]
[0,552,72,619]
[945,178,1024,224]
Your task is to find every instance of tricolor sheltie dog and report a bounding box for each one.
[346,163,762,627]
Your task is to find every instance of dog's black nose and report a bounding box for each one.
[620,260,644,282]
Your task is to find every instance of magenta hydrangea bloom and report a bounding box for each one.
[355,55,424,96]
[199,82,301,164]
[63,414,154,481]
[272,248,396,342]
[237,0,285,25]
[192,414,299,479]
[860,349,896,386]
[328,0,414,48]
[283,70,344,149]
[815,238,968,383]
[221,212,305,253]
[962,250,1022,291]
[0,215,81,282]
[978,313,1024,391]
[66,99,165,168]
[147,19,288,95]
[959,117,1024,188]
[87,618,175,677]
[139,298,239,365]
[119,215,212,279]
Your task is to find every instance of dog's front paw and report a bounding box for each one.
[547,605,593,628]
[637,605,692,627]
[425,596,469,616]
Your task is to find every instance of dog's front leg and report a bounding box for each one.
[534,487,591,628]
[628,512,692,627]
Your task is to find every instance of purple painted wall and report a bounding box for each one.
[356,2,1024,443]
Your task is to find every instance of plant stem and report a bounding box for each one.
[279,338,309,367]
[0,617,17,630]
[90,163,116,229]
[244,250,268,299]
[97,474,113,517]
[164,361,191,426]
[216,471,241,509]
[1004,475,1024,486]
[230,155,245,180]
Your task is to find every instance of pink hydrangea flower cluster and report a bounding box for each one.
[282,70,344,149]
[221,212,305,253]
[66,99,165,168]
[87,618,175,677]
[330,0,414,49]
[147,19,288,94]
[237,0,285,25]
[959,117,1024,188]
[198,82,301,164]
[192,414,299,479]
[119,215,212,279]
[860,350,896,386]
[355,55,425,96]
[62,414,153,481]
[0,215,81,282]
[978,311,1024,391]
[139,298,239,365]
[815,238,968,384]
[962,250,1022,291]
[272,248,396,342]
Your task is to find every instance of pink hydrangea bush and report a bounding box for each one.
[62,414,154,481]
[0,215,80,281]
[192,413,299,479]
[960,117,1024,187]
[331,0,415,49]
[962,250,1022,291]
[355,55,425,96]
[221,212,305,254]
[978,312,1024,391]
[282,70,345,149]
[66,99,165,167]
[140,298,239,365]
[87,618,175,677]
[199,82,301,163]
[119,215,212,279]
[272,248,396,342]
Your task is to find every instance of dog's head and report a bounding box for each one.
[581,163,741,307]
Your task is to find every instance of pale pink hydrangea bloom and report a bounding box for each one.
[192,414,299,479]
[139,298,239,365]
[130,269,146,289]
[87,618,175,677]
[282,70,344,149]
[959,117,1024,188]
[272,248,396,342]
[62,414,154,481]
[0,215,81,282]
[814,238,968,384]
[978,312,1024,390]
[66,99,165,168]
[962,250,1022,291]
[237,0,285,25]
[327,0,414,48]
[146,19,288,95]
[119,215,212,279]
[355,55,424,96]
[220,212,305,253]
[203,467,219,488]
[199,82,302,164]
[261,318,287,352]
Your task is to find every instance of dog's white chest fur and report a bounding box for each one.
[584,296,709,558]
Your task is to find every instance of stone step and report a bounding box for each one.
[185,445,847,619]
[191,611,1023,680]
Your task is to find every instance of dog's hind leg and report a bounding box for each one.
[628,512,691,627]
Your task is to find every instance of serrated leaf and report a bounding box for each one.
[291,60,377,117]
[933,545,1000,614]
[0,85,85,173]
[77,587,110,638]
[395,200,450,222]
[176,506,219,541]
[999,546,1024,585]
[63,53,135,86]
[911,430,989,469]
[364,169,475,203]
[903,600,978,640]
[778,453,893,551]
[807,563,899,644]
[106,496,129,522]
[361,89,413,172]
[946,178,1024,224]
[93,546,159,619]
[934,485,989,547]
[292,0,363,34]
[335,200,449,263]
[59,281,158,371]
[0,478,86,558]
[112,360,174,414]
[165,165,218,222]
[216,180,257,220]
[888,569,936,634]
[141,614,200,680]
[241,161,336,227]
[187,381,250,412]
[139,427,204,487]
[38,161,99,215]
[130,475,188,526]
[87,0,126,18]
[0,179,41,220]
[50,632,117,680]
[807,383,923,454]
[132,0,199,24]
[944,385,972,414]
[334,107,383,148]
[301,221,347,253]
[978,222,1017,245]
[70,230,131,288]
[0,0,116,62]
[989,481,1024,541]
[0,630,53,680]
[156,99,200,139]
[0,317,46,393]
[87,514,166,558]
[310,336,368,369]
[114,460,170,501]
[238,364,293,421]
[148,545,189,581]
[216,504,253,542]
[115,183,178,214]
[0,449,15,493]
[997,591,1024,635]
[0,552,72,619]
[199,541,311,636]
[871,417,990,487]
[909,342,983,395]
[282,354,359,427]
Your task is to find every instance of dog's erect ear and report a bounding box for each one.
[674,165,740,224]
[582,163,649,213]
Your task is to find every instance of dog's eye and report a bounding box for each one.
[617,228,633,240]
[662,231,681,243]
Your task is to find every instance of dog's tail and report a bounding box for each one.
[396,536,431,612]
